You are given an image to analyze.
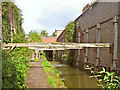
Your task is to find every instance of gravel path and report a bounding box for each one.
[25,57,53,88]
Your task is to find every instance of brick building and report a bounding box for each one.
[57,30,65,42]
[56,30,66,61]
[74,2,120,71]
[55,29,63,37]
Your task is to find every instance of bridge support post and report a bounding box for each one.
[77,32,80,67]
[112,16,118,70]
[32,51,35,60]
[84,29,89,67]
[36,48,39,59]
[38,51,40,58]
[53,50,55,62]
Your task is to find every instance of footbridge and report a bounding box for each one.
[3,42,110,59]
[3,42,110,49]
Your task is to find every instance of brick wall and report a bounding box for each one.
[56,30,66,61]
[76,2,118,31]
[75,2,119,69]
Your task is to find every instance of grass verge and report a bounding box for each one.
[41,52,67,88]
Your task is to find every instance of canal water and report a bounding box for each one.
[51,62,99,88]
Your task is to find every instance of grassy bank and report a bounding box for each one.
[41,52,67,88]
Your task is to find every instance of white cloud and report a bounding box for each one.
[15,0,93,35]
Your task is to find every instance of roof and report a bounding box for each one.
[41,37,57,42]
[57,29,65,41]
[55,30,63,31]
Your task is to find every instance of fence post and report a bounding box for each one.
[77,32,80,67]
[112,16,118,70]
[96,24,101,66]
[84,29,89,65]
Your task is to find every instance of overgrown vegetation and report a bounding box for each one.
[41,52,66,88]
[65,21,75,42]
[2,2,33,88]
[2,47,33,88]
[85,65,120,89]
[62,21,75,64]
[2,2,26,43]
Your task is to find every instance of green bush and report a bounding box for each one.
[2,47,33,88]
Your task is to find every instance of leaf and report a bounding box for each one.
[104,75,108,80]
[98,71,104,74]
[98,79,102,82]
[102,67,105,72]
[89,76,95,78]
[97,84,103,87]
[85,68,91,70]
[113,79,120,83]
[91,71,94,73]
[110,72,115,75]
[106,72,111,76]
[96,75,102,77]
[115,76,120,79]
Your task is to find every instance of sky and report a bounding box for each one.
[14,0,94,35]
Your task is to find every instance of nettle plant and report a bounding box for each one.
[85,65,120,89]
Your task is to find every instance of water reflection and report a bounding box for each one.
[52,62,99,88]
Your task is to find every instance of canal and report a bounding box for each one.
[51,62,99,88]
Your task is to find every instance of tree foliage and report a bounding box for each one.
[51,31,56,37]
[65,21,75,42]
[64,21,75,65]
[29,30,42,42]
[40,30,48,37]
[2,2,25,43]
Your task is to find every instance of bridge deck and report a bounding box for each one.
[3,42,110,50]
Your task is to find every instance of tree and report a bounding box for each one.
[51,31,56,37]
[64,21,75,65]
[65,21,75,42]
[29,30,42,42]
[2,2,25,43]
[40,30,48,37]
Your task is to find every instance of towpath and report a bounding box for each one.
[25,56,53,88]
